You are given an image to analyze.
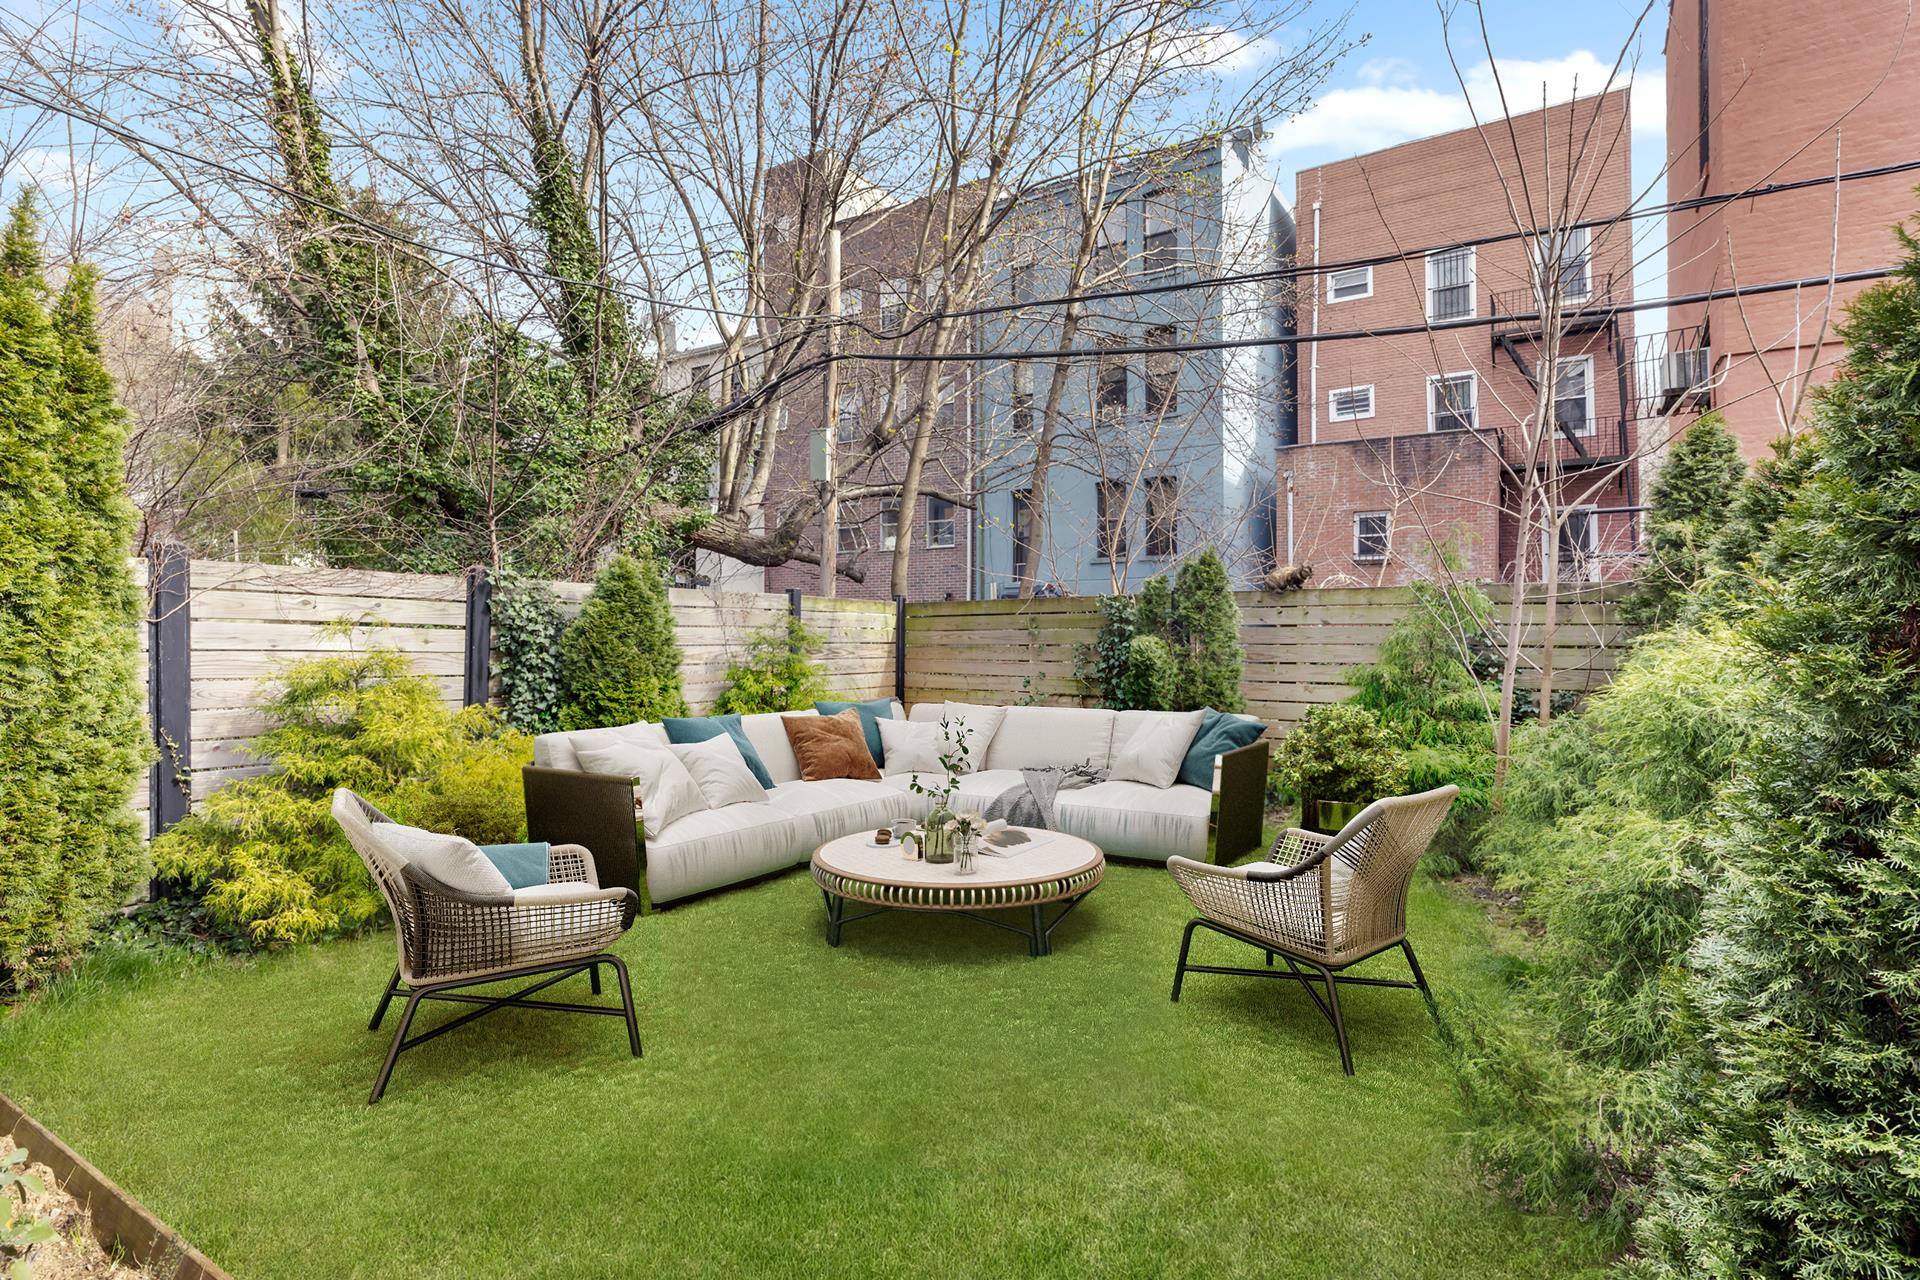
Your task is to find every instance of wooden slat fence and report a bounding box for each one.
[142,559,897,831]
[905,584,1630,729]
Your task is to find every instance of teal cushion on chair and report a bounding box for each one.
[1176,709,1264,789]
[478,842,551,890]
[815,698,895,765]
[662,714,776,789]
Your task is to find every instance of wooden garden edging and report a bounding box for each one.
[0,1090,232,1280]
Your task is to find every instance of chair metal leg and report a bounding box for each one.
[606,954,643,1057]
[370,988,425,1104]
[1401,939,1432,998]
[1319,962,1355,1076]
[369,968,400,1031]
[590,962,602,996]
[1171,918,1202,1002]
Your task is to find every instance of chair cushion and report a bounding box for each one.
[381,824,512,896]
[670,734,768,808]
[765,778,912,846]
[575,738,707,837]
[1054,780,1212,862]
[1109,710,1205,788]
[877,718,946,775]
[738,711,814,784]
[983,706,1116,771]
[782,709,883,781]
[478,841,550,890]
[939,702,1008,772]
[662,714,776,789]
[1176,709,1265,789]
[645,804,806,904]
[533,720,668,771]
[815,698,895,765]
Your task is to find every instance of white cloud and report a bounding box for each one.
[1182,26,1283,78]
[7,147,97,193]
[1271,50,1664,159]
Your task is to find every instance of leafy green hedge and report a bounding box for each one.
[557,552,686,729]
[0,197,149,990]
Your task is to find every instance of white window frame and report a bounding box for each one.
[1424,245,1477,321]
[1327,265,1373,302]
[1426,371,1478,432]
[1327,384,1375,422]
[878,498,901,552]
[1543,504,1601,583]
[1554,355,1597,437]
[926,496,957,549]
[1353,511,1391,562]
[1552,226,1591,302]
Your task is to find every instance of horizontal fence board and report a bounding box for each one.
[188,560,468,602]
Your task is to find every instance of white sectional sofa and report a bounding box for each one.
[523,702,1270,907]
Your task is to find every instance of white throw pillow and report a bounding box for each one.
[670,734,768,808]
[877,718,946,776]
[575,739,708,836]
[376,823,511,897]
[938,701,1007,772]
[1109,709,1206,789]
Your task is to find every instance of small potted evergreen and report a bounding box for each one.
[1270,703,1405,834]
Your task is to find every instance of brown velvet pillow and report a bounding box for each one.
[782,709,883,781]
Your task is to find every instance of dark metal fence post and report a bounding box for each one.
[463,566,493,707]
[894,594,907,704]
[147,543,191,840]
[787,587,803,655]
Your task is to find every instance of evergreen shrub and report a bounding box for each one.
[1169,550,1244,712]
[710,616,830,714]
[1115,634,1177,711]
[0,198,149,990]
[557,552,686,729]
[492,573,566,733]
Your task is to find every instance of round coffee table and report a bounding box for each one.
[810,828,1104,956]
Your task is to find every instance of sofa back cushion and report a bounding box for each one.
[1109,709,1205,789]
[983,706,1117,772]
[662,713,777,789]
[532,720,669,772]
[736,711,813,784]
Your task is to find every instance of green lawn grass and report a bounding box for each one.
[0,863,1609,1279]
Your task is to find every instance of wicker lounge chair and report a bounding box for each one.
[332,790,643,1103]
[1166,784,1458,1074]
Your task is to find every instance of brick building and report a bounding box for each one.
[664,163,978,603]
[1663,0,1920,459]
[1285,89,1640,587]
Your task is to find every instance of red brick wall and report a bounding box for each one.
[1287,90,1638,585]
[1666,0,1920,457]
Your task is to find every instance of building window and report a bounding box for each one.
[1553,357,1595,436]
[1091,204,1127,278]
[1425,245,1475,321]
[926,497,956,548]
[1141,192,1178,275]
[1144,476,1178,558]
[1144,325,1179,416]
[1011,363,1034,432]
[1556,506,1600,581]
[1096,479,1128,560]
[1553,225,1591,301]
[836,391,861,445]
[1327,265,1372,302]
[1428,372,1477,432]
[1011,488,1037,581]
[1354,511,1390,562]
[878,278,911,331]
[689,363,711,395]
[837,516,866,554]
[1011,263,1037,304]
[1096,337,1128,422]
[1328,384,1375,422]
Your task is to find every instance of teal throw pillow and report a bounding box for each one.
[1176,709,1264,789]
[815,697,895,765]
[479,842,551,890]
[662,714,776,789]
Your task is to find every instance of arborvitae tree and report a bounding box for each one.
[0,196,148,988]
[1621,414,1746,628]
[1169,549,1245,712]
[557,553,687,729]
[1116,634,1177,711]
[1632,223,1920,1277]
[1133,573,1171,642]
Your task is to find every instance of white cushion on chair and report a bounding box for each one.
[1055,780,1212,862]
[765,779,908,846]
[983,706,1118,771]
[645,804,808,904]
[877,718,946,775]
[938,702,1007,770]
[377,824,511,897]
[670,734,769,808]
[1108,710,1205,789]
[575,739,708,837]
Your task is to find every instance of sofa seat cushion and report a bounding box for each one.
[982,706,1117,771]
[765,778,911,846]
[644,803,805,904]
[1054,780,1212,862]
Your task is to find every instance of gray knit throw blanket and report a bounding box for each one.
[980,763,1108,830]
